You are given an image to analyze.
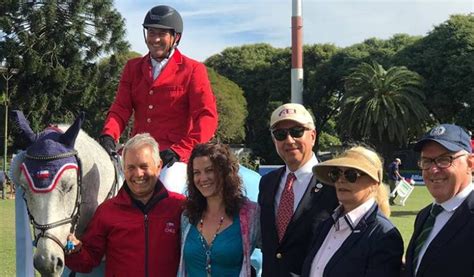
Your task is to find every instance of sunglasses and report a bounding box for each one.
[271,126,308,141]
[328,168,366,183]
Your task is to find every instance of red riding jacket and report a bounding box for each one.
[65,183,185,277]
[101,49,218,163]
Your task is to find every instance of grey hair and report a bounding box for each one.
[122,133,161,165]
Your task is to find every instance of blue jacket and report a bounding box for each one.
[301,203,403,277]
[258,166,338,276]
[404,190,474,277]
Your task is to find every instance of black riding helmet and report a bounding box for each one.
[143,5,183,34]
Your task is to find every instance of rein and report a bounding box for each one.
[106,153,122,199]
[23,150,83,251]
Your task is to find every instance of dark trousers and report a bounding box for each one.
[388,179,397,203]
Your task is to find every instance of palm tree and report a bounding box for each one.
[339,61,430,154]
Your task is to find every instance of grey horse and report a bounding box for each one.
[11,111,117,276]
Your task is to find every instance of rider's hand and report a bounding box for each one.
[99,135,116,156]
[160,149,179,168]
[65,234,82,255]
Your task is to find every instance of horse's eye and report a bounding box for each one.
[62,182,73,193]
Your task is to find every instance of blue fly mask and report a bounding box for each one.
[20,127,79,193]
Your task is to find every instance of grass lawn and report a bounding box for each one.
[0,199,16,277]
[0,187,433,276]
[388,186,433,248]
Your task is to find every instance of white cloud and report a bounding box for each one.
[115,0,473,61]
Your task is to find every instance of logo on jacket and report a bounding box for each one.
[314,183,323,193]
[164,222,176,234]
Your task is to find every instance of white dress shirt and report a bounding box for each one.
[274,153,318,214]
[309,198,376,277]
[150,49,174,80]
[415,182,474,273]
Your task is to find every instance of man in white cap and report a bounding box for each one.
[258,103,338,277]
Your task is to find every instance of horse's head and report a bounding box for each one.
[11,110,84,276]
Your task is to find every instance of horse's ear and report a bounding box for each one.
[10,110,36,145]
[59,112,85,147]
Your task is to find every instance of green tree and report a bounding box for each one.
[395,14,474,129]
[206,44,286,163]
[85,51,142,138]
[306,35,420,147]
[0,0,129,137]
[339,61,430,156]
[303,44,341,147]
[207,67,247,143]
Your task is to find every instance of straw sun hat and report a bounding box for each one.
[312,146,383,185]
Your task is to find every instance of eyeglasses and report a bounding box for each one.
[328,168,366,183]
[418,154,467,170]
[271,126,308,141]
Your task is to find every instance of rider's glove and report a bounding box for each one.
[160,149,179,168]
[99,135,116,156]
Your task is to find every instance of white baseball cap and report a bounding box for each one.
[270,103,315,129]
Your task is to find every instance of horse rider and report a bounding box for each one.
[99,5,218,193]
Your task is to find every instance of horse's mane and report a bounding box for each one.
[10,150,26,186]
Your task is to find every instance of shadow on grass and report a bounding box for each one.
[391,210,420,217]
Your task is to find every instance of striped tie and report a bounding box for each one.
[413,204,444,267]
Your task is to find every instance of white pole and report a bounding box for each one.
[291,0,303,104]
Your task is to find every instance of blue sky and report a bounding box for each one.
[115,0,473,61]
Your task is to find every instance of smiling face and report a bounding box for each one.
[192,156,223,200]
[272,120,316,172]
[124,144,162,203]
[333,166,378,212]
[420,141,473,203]
[145,27,179,60]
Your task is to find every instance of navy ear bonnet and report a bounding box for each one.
[21,127,79,193]
[12,110,84,193]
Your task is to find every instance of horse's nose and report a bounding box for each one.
[33,252,64,276]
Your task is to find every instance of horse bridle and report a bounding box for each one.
[22,150,83,252]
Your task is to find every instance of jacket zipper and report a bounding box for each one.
[144,213,149,277]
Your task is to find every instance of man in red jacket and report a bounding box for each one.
[65,133,185,276]
[99,5,218,192]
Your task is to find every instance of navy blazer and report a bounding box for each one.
[258,166,338,277]
[301,203,403,277]
[404,190,474,277]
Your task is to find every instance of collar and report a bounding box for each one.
[332,198,375,231]
[150,48,174,69]
[437,182,474,212]
[285,152,318,180]
[122,180,168,211]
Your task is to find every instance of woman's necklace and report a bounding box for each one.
[198,215,225,277]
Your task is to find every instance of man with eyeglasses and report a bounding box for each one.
[403,124,474,277]
[99,5,218,193]
[258,103,338,277]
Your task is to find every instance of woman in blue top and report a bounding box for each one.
[178,143,260,277]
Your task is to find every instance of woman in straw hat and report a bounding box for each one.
[301,145,403,277]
